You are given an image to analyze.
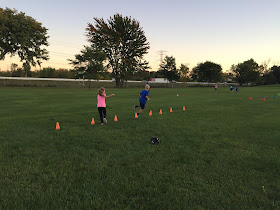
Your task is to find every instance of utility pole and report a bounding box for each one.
[156,50,167,66]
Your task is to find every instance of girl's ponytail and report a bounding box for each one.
[98,87,105,96]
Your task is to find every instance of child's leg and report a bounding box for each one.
[137,103,145,115]
[103,108,107,119]
[98,107,103,123]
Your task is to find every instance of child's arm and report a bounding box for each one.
[146,96,150,100]
[105,94,115,98]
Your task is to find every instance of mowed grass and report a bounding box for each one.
[0,85,279,209]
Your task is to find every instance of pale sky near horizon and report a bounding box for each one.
[0,0,279,72]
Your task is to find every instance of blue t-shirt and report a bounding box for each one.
[139,90,149,104]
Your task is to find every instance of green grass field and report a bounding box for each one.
[1,86,279,209]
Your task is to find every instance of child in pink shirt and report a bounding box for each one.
[97,87,115,125]
[214,83,218,93]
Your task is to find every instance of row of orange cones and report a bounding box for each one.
[55,115,118,129]
[135,106,186,118]
[56,106,186,130]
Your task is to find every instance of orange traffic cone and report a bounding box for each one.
[159,109,162,114]
[170,107,173,112]
[135,112,138,118]
[149,110,152,116]
[91,118,95,125]
[114,115,118,122]
[56,122,60,130]
[183,106,186,111]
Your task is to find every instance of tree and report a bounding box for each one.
[69,46,107,88]
[125,59,150,82]
[55,69,76,79]
[262,71,277,85]
[38,67,56,78]
[86,13,150,87]
[271,65,280,84]
[233,59,261,85]
[11,63,18,71]
[228,65,236,80]
[0,7,49,76]
[191,61,222,82]
[260,58,271,75]
[131,70,150,81]
[0,70,12,77]
[11,68,25,77]
[178,64,189,82]
[157,56,180,81]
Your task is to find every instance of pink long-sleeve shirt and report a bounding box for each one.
[97,94,106,107]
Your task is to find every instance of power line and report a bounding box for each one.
[49,51,75,57]
[156,50,168,66]
[48,40,85,49]
[42,61,71,66]
[48,43,82,50]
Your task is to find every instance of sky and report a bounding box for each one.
[0,0,280,72]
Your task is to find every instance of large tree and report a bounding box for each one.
[270,65,280,84]
[0,7,49,76]
[157,56,180,81]
[191,61,222,82]
[234,59,261,85]
[178,64,189,82]
[86,13,150,87]
[69,46,107,88]
[262,71,277,85]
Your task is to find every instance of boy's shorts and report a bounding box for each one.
[140,102,145,109]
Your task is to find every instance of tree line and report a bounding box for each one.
[0,65,112,80]
[156,57,280,85]
[1,7,279,86]
[2,58,279,86]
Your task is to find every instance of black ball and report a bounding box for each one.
[150,136,160,145]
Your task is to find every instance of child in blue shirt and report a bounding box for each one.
[134,85,150,116]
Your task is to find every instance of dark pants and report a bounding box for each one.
[135,102,145,110]
[98,107,106,123]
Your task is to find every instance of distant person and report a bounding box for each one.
[146,81,150,88]
[214,83,218,93]
[133,84,150,116]
[230,85,234,93]
[236,86,239,92]
[97,87,115,125]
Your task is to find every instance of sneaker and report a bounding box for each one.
[103,118,107,123]
[137,113,140,116]
[101,123,104,126]
[133,105,136,110]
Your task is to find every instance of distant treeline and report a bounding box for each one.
[1,60,280,86]
[0,67,112,80]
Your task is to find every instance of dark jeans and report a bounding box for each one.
[135,102,145,110]
[98,107,106,123]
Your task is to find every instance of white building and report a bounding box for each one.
[149,78,169,83]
